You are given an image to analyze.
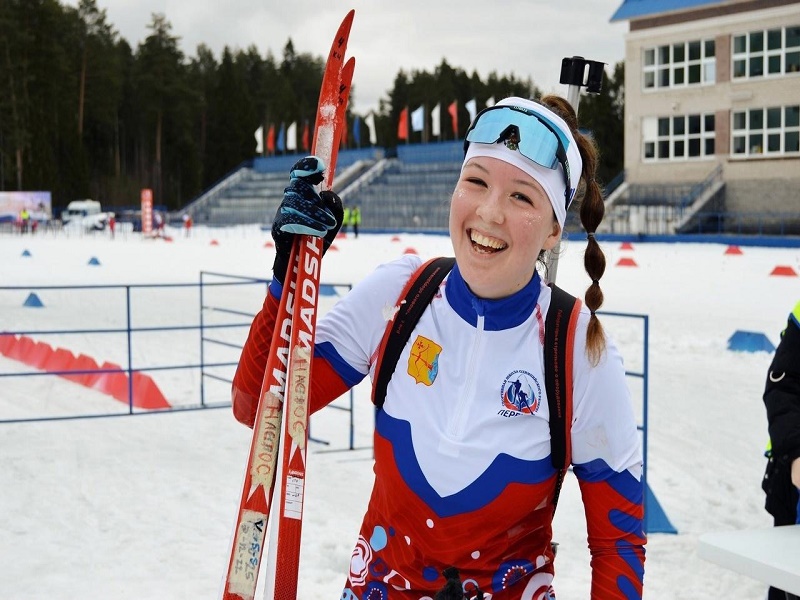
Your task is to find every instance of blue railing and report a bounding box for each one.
[0,273,356,448]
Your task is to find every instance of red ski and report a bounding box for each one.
[266,54,356,600]
[221,10,355,600]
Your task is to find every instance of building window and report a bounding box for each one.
[643,39,715,89]
[732,26,800,78]
[732,104,800,156]
[642,113,716,161]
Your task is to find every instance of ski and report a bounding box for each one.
[266,52,356,600]
[221,10,355,600]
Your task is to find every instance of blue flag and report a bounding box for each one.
[276,123,286,152]
[353,116,361,147]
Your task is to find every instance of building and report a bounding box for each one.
[607,0,800,235]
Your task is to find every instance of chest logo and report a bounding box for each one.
[500,370,541,415]
[407,335,442,386]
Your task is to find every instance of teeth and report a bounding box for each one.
[470,231,506,250]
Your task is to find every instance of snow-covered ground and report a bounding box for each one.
[1,225,798,599]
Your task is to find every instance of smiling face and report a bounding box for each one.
[449,156,561,299]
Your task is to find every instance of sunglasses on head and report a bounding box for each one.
[464,104,573,208]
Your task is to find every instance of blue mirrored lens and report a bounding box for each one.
[465,106,569,170]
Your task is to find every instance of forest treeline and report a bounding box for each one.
[0,0,623,211]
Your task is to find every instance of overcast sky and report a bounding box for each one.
[64,0,631,115]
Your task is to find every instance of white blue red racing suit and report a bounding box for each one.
[233,254,646,599]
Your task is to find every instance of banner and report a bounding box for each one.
[286,122,297,151]
[364,113,377,145]
[141,189,153,236]
[0,191,51,224]
[411,105,425,133]
[448,101,458,137]
[397,107,408,141]
[254,125,263,154]
[431,103,441,138]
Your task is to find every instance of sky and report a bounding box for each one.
[61,0,631,114]
[2,224,800,598]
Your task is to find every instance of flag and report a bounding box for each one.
[411,105,425,133]
[465,98,477,124]
[254,125,263,154]
[397,107,408,141]
[365,112,377,145]
[276,123,285,152]
[353,116,361,147]
[431,103,441,138]
[486,96,496,108]
[302,121,310,151]
[447,101,458,137]
[266,124,276,154]
[286,121,297,151]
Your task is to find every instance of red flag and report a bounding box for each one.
[448,101,458,137]
[397,107,408,141]
[266,124,276,154]
[302,121,310,151]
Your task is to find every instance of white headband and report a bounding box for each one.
[462,96,582,229]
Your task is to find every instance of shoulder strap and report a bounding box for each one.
[544,283,581,510]
[372,256,455,407]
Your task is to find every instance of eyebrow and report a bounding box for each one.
[463,159,542,192]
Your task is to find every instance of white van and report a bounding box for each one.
[61,199,111,232]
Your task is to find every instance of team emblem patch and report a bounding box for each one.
[407,335,442,386]
[500,370,541,415]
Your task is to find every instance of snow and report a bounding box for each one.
[1,225,798,599]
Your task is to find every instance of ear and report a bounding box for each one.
[542,219,562,251]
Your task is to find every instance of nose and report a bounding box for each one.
[475,188,505,224]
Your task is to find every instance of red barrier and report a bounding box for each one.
[617,257,639,267]
[28,340,55,370]
[0,333,17,356]
[131,372,171,410]
[3,336,173,411]
[770,265,798,277]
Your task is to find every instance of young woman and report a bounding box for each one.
[233,96,646,599]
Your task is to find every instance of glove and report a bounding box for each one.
[271,156,344,284]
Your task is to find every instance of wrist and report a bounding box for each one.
[791,457,800,488]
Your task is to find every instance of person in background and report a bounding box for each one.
[233,96,646,598]
[762,300,800,600]
[19,208,30,234]
[342,203,351,235]
[182,213,193,237]
[108,213,116,239]
[350,204,361,238]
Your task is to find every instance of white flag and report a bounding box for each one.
[431,103,441,137]
[486,96,496,108]
[465,98,477,123]
[286,122,297,151]
[254,125,264,154]
[364,112,377,144]
[411,105,425,132]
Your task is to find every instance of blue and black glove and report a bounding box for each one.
[271,156,344,284]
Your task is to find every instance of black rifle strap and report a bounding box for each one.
[372,256,455,407]
[544,283,580,511]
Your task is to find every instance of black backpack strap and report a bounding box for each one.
[372,256,455,408]
[544,283,581,511]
